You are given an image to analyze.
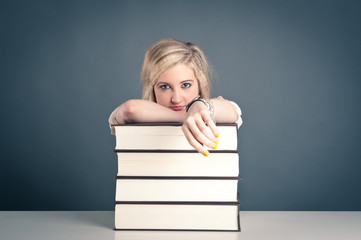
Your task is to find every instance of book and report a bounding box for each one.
[111,123,241,231]
[115,176,241,202]
[113,228,240,240]
[114,197,240,231]
[113,123,238,150]
[115,151,239,177]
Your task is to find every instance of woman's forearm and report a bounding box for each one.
[115,97,238,124]
[115,99,186,124]
[211,96,239,123]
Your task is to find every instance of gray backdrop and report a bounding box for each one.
[1,0,360,210]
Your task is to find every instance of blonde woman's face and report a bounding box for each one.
[154,63,199,114]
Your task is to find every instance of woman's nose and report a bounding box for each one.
[171,89,182,104]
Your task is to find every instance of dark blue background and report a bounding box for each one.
[1,0,360,210]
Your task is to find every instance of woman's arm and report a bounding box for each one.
[182,96,239,156]
[212,96,239,123]
[115,99,186,124]
[110,97,240,156]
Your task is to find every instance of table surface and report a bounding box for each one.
[1,211,360,240]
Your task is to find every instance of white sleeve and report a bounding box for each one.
[227,100,243,128]
[108,108,119,135]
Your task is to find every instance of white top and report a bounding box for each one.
[108,100,243,135]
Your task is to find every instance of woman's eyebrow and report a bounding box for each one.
[181,79,195,83]
[155,79,194,87]
[155,81,168,86]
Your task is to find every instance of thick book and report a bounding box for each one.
[115,151,239,177]
[112,123,238,151]
[114,195,240,231]
[115,176,241,202]
[112,122,241,231]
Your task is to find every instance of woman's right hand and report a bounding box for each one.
[181,101,219,156]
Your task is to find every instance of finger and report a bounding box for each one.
[182,123,209,156]
[194,116,218,149]
[200,110,220,139]
[204,117,220,139]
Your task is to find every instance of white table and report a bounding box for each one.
[0,211,360,240]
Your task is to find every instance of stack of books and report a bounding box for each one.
[112,123,241,231]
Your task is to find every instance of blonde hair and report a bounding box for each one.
[141,38,212,102]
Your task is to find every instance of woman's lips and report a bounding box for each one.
[170,106,185,111]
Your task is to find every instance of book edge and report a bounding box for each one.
[115,175,242,180]
[114,149,238,153]
[112,122,237,127]
[113,198,240,231]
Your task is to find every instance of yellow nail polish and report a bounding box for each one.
[204,151,209,157]
[213,145,217,149]
[215,141,219,145]
[216,134,220,138]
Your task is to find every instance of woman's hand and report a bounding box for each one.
[182,101,219,156]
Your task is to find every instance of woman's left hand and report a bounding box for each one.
[182,101,219,156]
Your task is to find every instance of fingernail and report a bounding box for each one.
[213,145,217,149]
[204,151,209,157]
[215,141,219,145]
[216,134,220,138]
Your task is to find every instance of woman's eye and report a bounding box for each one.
[182,83,191,88]
[160,84,170,90]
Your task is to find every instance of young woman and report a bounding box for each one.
[109,38,242,156]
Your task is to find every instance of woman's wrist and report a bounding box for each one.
[186,98,216,123]
[187,100,207,111]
